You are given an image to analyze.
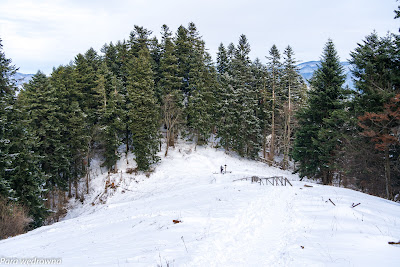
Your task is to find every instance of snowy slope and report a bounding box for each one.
[0,143,399,266]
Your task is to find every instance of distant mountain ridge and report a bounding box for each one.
[14,62,354,91]
[13,72,34,88]
[297,61,354,90]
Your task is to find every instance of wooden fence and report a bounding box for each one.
[234,176,293,186]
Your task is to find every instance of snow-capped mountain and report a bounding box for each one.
[298,61,354,89]
[13,72,34,88]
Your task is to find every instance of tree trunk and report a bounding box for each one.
[68,176,72,198]
[262,128,267,159]
[74,179,79,200]
[283,83,292,170]
[165,129,170,157]
[268,81,276,165]
[384,146,391,199]
[126,127,129,164]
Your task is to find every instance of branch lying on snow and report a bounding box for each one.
[388,241,400,245]
[351,203,361,208]
[328,198,336,206]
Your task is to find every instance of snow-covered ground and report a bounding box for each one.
[1,143,399,266]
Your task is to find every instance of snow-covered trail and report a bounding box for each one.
[188,186,298,266]
[0,144,399,266]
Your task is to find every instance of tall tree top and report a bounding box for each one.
[129,25,153,56]
[0,38,17,97]
[235,34,251,61]
[312,39,345,91]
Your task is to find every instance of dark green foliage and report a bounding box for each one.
[19,72,69,190]
[350,32,400,113]
[217,35,261,158]
[292,40,347,184]
[0,39,47,227]
[96,63,124,171]
[49,65,88,190]
[158,24,181,102]
[127,48,160,171]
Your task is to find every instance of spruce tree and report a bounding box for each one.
[266,45,282,163]
[229,35,261,158]
[281,46,305,170]
[216,43,235,150]
[19,72,68,190]
[158,25,183,151]
[50,64,87,198]
[126,48,160,171]
[292,39,346,184]
[252,58,269,159]
[0,39,47,227]
[96,63,124,172]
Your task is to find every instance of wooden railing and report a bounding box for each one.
[234,176,293,186]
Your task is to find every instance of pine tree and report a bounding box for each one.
[217,43,229,75]
[158,25,182,152]
[292,39,346,185]
[158,25,181,97]
[216,43,235,150]
[252,58,269,159]
[19,72,68,190]
[126,48,160,171]
[174,25,191,95]
[49,64,87,198]
[281,46,305,170]
[358,94,400,199]
[0,39,47,227]
[350,32,400,113]
[346,28,400,198]
[0,38,17,198]
[266,45,282,163]
[96,63,124,172]
[229,35,261,158]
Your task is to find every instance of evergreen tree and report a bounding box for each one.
[0,39,47,227]
[251,58,269,159]
[229,35,261,158]
[266,45,282,163]
[158,24,181,100]
[7,109,47,227]
[0,38,17,198]
[292,39,347,185]
[350,32,400,113]
[174,25,191,95]
[19,72,68,190]
[281,46,305,170]
[217,43,229,75]
[216,43,235,150]
[158,25,183,151]
[50,64,87,198]
[96,63,124,172]
[345,28,400,198]
[126,48,160,171]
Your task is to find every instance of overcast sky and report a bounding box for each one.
[0,0,398,74]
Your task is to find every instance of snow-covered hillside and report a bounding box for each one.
[0,143,399,266]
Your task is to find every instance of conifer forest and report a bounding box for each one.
[1,7,400,231]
